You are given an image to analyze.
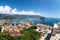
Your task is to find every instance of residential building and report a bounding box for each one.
[51,23,59,36]
[50,23,60,40]
[36,24,52,32]
[0,20,6,25]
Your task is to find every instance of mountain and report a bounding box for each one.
[0,13,44,19]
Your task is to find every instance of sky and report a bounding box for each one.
[0,0,60,18]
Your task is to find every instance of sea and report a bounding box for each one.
[9,18,60,26]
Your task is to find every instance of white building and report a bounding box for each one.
[50,23,60,40]
[51,23,59,36]
[0,20,5,25]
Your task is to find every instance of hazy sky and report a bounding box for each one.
[0,0,60,18]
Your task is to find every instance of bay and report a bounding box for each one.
[9,18,60,26]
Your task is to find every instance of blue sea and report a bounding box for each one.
[9,18,60,26]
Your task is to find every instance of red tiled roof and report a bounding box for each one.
[37,24,52,29]
[21,22,31,24]
[11,31,19,34]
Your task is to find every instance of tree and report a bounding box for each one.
[20,26,42,40]
[0,25,2,32]
[0,26,42,40]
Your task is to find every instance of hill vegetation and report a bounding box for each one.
[0,26,42,40]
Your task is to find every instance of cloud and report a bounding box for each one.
[11,8,18,14]
[0,5,44,16]
[0,5,11,13]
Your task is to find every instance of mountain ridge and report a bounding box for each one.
[0,13,43,19]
